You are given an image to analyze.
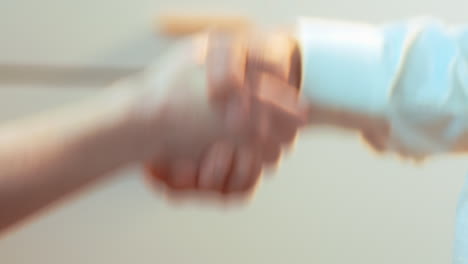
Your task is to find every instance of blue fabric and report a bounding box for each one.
[298,18,468,261]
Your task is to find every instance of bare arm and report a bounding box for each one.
[0,33,303,234]
[0,80,155,232]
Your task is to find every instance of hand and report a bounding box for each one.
[137,30,305,198]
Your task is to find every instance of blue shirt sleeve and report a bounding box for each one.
[297,17,468,159]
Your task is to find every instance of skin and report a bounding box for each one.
[146,31,305,194]
[0,30,304,234]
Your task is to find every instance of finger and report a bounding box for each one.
[144,163,172,194]
[198,141,235,191]
[287,43,302,89]
[244,158,263,192]
[249,97,298,144]
[206,32,247,107]
[247,95,300,146]
[240,91,286,166]
[281,129,301,153]
[246,96,271,141]
[243,103,284,167]
[246,31,295,81]
[260,140,282,166]
[223,95,251,136]
[145,163,170,182]
[266,103,301,144]
[225,145,262,192]
[167,159,198,190]
[255,73,304,118]
[255,74,306,143]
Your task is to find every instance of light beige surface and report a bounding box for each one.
[2,0,468,68]
[1,0,468,263]
[0,86,466,263]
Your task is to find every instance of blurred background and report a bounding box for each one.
[1,0,468,263]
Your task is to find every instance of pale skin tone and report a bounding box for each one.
[0,30,305,234]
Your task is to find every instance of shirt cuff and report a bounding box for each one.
[295,17,395,117]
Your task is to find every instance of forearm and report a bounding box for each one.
[294,17,468,159]
[0,78,154,232]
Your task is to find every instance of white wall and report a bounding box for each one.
[1,0,468,263]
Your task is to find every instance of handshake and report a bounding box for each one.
[135,29,308,199]
[2,17,460,231]
[0,28,312,231]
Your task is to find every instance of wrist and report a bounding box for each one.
[102,75,167,163]
[123,61,224,163]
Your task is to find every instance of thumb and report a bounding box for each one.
[205,32,249,113]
